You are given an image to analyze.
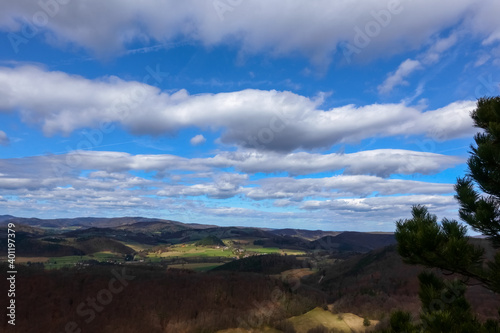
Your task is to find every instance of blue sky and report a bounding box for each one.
[0,0,499,231]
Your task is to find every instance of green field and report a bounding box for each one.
[147,244,235,258]
[244,245,305,255]
[13,236,307,272]
[45,252,124,269]
[146,241,305,260]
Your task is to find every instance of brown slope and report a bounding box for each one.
[305,243,500,322]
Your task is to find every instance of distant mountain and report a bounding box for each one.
[0,223,134,256]
[62,227,165,245]
[1,215,396,255]
[309,232,396,253]
[116,220,191,233]
[0,215,215,229]
[269,228,340,240]
[163,226,276,244]
[0,215,15,222]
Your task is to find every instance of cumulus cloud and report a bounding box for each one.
[378,59,422,94]
[0,130,9,146]
[214,149,463,177]
[301,195,456,213]
[0,149,459,200]
[245,175,455,201]
[0,1,499,65]
[0,148,463,179]
[190,134,206,146]
[0,153,458,224]
[0,66,477,152]
[0,148,462,229]
[157,173,247,199]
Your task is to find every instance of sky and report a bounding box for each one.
[0,0,499,231]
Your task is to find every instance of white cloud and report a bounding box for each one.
[0,1,499,65]
[378,59,422,94]
[0,66,477,152]
[0,151,459,228]
[0,149,459,200]
[474,54,491,67]
[421,33,458,65]
[0,148,463,180]
[379,33,459,95]
[245,175,455,201]
[0,130,8,146]
[0,146,463,229]
[212,149,463,177]
[301,195,456,213]
[190,134,206,146]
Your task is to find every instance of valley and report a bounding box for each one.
[0,215,498,332]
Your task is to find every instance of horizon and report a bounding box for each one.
[3,212,402,234]
[0,213,474,235]
[1,1,500,232]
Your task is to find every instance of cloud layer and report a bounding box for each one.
[1,0,500,65]
[0,148,463,179]
[0,150,459,228]
[0,66,476,152]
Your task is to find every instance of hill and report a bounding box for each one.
[61,227,166,245]
[115,220,191,234]
[0,214,15,222]
[269,228,340,241]
[73,237,135,254]
[195,235,225,246]
[0,263,319,333]
[0,237,85,257]
[163,226,276,244]
[0,215,208,229]
[309,232,396,253]
[303,243,500,322]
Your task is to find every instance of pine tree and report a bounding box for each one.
[392,97,500,331]
[456,96,500,249]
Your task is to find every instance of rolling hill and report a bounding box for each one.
[0,215,215,229]
[303,243,500,322]
[309,232,396,253]
[269,228,340,240]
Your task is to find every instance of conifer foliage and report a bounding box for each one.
[389,97,500,332]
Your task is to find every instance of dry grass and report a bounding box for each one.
[288,307,377,333]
